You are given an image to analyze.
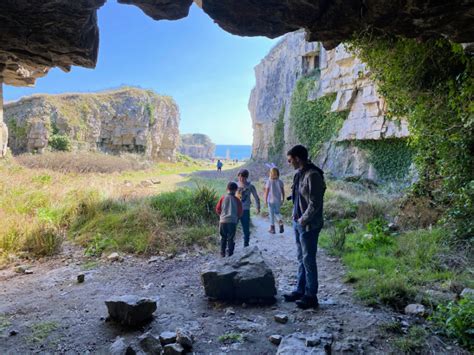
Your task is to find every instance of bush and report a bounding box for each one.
[430,297,474,350]
[49,134,72,152]
[349,36,473,241]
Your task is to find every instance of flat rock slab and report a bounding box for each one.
[277,332,333,355]
[201,246,276,302]
[105,295,157,327]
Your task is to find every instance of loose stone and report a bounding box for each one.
[274,314,289,324]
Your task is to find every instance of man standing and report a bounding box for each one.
[236,169,261,247]
[284,145,325,309]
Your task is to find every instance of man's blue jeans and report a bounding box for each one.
[292,221,321,299]
[240,209,251,246]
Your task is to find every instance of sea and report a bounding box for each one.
[214,145,252,160]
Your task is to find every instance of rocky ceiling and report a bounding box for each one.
[1,0,473,87]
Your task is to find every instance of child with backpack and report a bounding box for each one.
[215,182,243,257]
[263,167,285,234]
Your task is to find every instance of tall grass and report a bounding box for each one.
[0,157,218,264]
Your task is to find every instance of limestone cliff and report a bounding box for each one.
[4,87,180,161]
[0,84,7,157]
[179,133,215,159]
[249,31,410,181]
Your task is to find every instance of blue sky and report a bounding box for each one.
[3,1,278,145]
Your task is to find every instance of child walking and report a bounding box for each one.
[236,169,261,247]
[263,167,285,234]
[215,182,243,257]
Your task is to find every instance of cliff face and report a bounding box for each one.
[250,32,318,159]
[4,87,180,161]
[249,31,410,181]
[179,133,215,159]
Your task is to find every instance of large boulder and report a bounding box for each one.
[105,295,157,327]
[201,246,276,302]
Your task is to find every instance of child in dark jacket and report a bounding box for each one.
[216,182,243,257]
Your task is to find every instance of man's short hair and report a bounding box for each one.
[287,145,308,161]
[227,181,238,192]
[237,169,249,178]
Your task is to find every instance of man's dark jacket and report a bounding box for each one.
[291,162,325,230]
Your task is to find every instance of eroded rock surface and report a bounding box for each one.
[249,31,410,181]
[179,133,215,159]
[0,0,106,86]
[5,87,180,161]
[201,246,277,302]
[1,0,472,86]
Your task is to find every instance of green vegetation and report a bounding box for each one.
[349,36,473,242]
[268,106,285,163]
[321,226,472,311]
[290,72,348,158]
[0,157,217,264]
[0,314,11,332]
[394,326,428,353]
[430,297,474,350]
[6,118,28,141]
[70,186,219,255]
[28,321,58,343]
[355,139,414,181]
[218,333,244,343]
[145,102,156,125]
[49,134,72,152]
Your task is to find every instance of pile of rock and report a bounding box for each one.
[109,328,195,355]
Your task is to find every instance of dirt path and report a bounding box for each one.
[0,213,417,354]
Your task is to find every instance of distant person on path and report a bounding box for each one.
[215,182,243,257]
[217,159,223,172]
[284,145,326,309]
[236,169,261,247]
[263,167,285,234]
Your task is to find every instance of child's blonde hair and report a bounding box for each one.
[269,167,280,179]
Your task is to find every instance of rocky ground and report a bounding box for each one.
[1,214,465,354]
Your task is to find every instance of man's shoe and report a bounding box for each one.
[295,296,319,309]
[283,292,303,302]
[269,225,276,234]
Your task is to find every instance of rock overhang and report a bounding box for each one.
[1,0,473,86]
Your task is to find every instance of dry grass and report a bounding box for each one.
[15,151,152,173]
[0,154,214,265]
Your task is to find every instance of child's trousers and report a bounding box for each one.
[219,222,237,256]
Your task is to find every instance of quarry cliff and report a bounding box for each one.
[4,87,180,161]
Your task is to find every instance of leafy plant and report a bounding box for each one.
[290,72,348,159]
[430,297,474,350]
[355,139,414,181]
[349,35,473,242]
[49,134,72,152]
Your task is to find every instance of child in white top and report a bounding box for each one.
[263,167,285,234]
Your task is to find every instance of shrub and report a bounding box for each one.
[49,134,72,152]
[349,36,473,241]
[24,224,63,256]
[430,297,474,350]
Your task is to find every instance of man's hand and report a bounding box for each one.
[297,217,303,225]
